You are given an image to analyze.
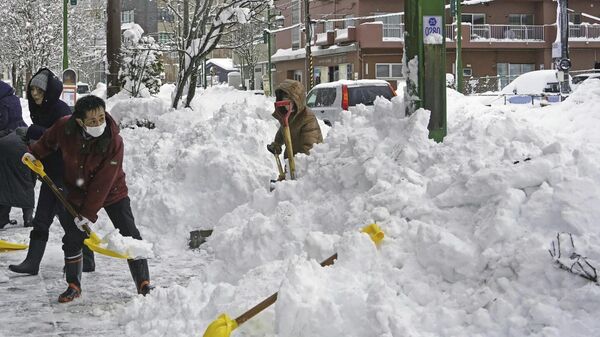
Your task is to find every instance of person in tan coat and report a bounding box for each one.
[267,79,323,158]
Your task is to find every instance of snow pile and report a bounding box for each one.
[113,81,600,336]
[105,85,277,252]
[102,229,155,260]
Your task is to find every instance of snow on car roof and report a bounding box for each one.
[311,79,391,89]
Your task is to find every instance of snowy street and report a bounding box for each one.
[2,82,600,336]
[1,224,207,337]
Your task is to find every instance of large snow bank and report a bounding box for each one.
[112,80,600,336]
[103,85,277,252]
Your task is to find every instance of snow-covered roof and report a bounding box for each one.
[207,58,237,71]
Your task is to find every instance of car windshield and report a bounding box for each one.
[77,86,90,94]
[306,87,336,107]
[348,85,394,106]
[572,76,589,85]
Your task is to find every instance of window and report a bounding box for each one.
[569,13,582,25]
[122,10,135,24]
[508,14,534,25]
[158,32,173,44]
[376,63,403,79]
[375,13,402,39]
[343,16,355,29]
[293,70,302,82]
[348,86,394,106]
[325,21,334,32]
[159,7,175,23]
[497,63,535,88]
[462,13,485,24]
[291,0,301,49]
[306,88,336,108]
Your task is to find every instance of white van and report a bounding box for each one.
[306,79,397,126]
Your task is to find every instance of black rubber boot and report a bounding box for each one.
[8,239,47,275]
[0,205,12,229]
[128,259,152,296]
[22,208,34,227]
[82,245,95,272]
[58,255,82,303]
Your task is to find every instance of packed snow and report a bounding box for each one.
[2,80,600,337]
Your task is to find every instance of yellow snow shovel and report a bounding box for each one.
[201,224,385,337]
[0,240,28,251]
[274,100,296,180]
[23,155,131,259]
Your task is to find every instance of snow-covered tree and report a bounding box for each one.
[0,0,62,93]
[228,22,265,90]
[68,0,107,84]
[162,0,268,108]
[119,24,165,97]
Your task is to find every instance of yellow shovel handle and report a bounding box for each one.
[282,127,295,180]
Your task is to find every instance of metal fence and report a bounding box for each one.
[569,24,600,40]
[462,75,507,94]
[470,25,545,41]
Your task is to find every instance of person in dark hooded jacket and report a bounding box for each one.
[0,80,34,228]
[9,68,95,275]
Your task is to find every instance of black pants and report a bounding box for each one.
[60,197,142,257]
[0,204,33,226]
[30,179,71,242]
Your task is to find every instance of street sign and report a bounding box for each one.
[423,16,443,43]
[62,69,77,107]
[552,42,562,58]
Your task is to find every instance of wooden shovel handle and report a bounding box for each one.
[234,253,337,326]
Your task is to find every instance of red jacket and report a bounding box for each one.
[30,113,128,222]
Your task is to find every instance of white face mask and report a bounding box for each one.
[84,121,106,138]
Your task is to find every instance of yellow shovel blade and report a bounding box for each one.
[202,313,238,337]
[83,231,131,259]
[0,239,28,251]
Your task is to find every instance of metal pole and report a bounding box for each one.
[304,0,313,92]
[106,0,121,98]
[267,7,273,96]
[63,0,68,70]
[405,0,446,142]
[560,0,571,94]
[455,0,464,93]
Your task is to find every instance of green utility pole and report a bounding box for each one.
[404,0,447,142]
[454,0,463,93]
[267,7,273,96]
[63,0,68,70]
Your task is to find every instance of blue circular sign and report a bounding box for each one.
[429,17,437,26]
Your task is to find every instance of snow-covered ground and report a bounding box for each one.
[2,82,600,337]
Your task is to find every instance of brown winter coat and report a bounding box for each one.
[272,80,322,158]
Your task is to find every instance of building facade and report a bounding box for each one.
[272,0,600,92]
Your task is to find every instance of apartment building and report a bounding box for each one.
[271,0,600,92]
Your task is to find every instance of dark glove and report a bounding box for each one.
[267,142,282,155]
[15,126,28,141]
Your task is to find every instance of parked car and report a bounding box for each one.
[499,70,570,105]
[77,82,91,98]
[571,72,600,91]
[306,79,397,126]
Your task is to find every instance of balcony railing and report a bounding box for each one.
[569,24,600,40]
[383,23,403,39]
[470,25,545,42]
